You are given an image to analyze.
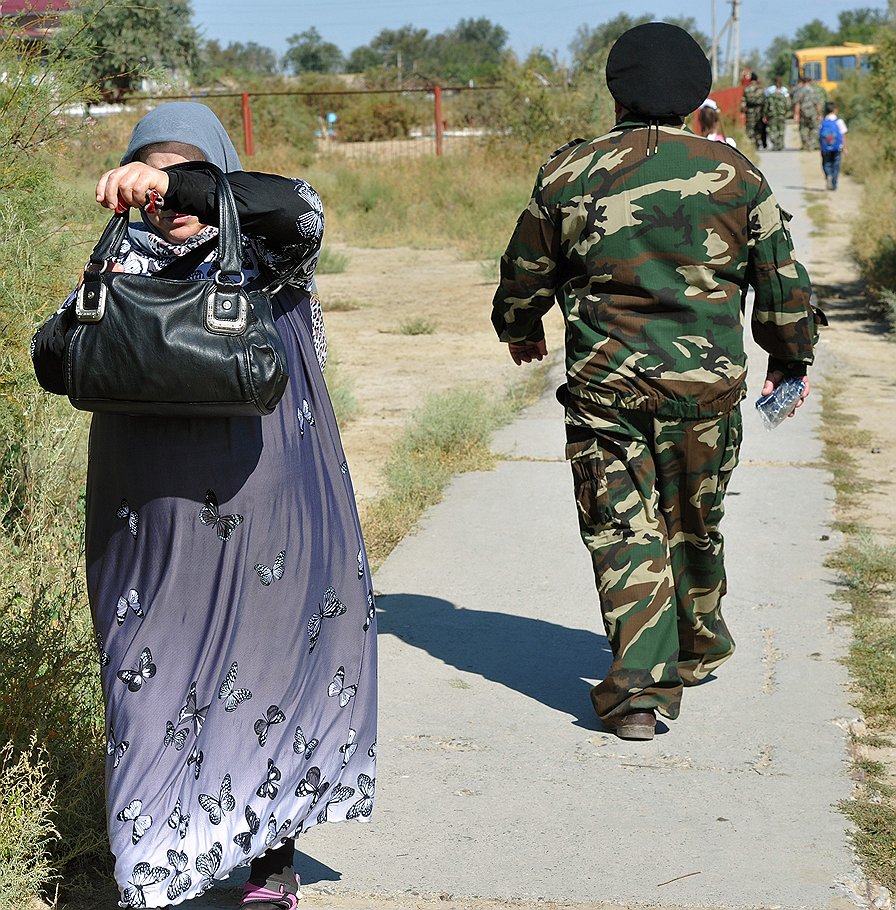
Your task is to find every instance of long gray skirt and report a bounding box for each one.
[86,290,377,908]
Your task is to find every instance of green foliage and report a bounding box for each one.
[0,743,58,908]
[570,13,653,69]
[837,7,890,43]
[52,0,202,100]
[0,22,110,905]
[794,18,838,47]
[201,39,280,80]
[283,27,345,75]
[317,247,350,274]
[397,318,436,336]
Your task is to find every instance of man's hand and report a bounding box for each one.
[762,370,810,417]
[508,339,547,365]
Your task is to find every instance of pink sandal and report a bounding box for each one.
[240,871,302,909]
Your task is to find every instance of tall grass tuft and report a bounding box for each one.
[316,246,350,274]
[361,375,548,567]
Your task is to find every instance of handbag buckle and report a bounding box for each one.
[205,283,249,335]
[75,276,107,322]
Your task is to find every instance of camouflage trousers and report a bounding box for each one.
[800,114,820,150]
[745,109,764,147]
[766,114,786,150]
[565,402,742,724]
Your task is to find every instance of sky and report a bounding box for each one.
[189,0,888,66]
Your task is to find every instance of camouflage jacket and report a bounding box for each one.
[741,82,765,109]
[763,88,791,119]
[491,120,817,418]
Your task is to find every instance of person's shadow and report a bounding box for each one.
[375,592,613,729]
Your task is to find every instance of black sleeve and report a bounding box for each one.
[31,304,75,395]
[162,162,320,248]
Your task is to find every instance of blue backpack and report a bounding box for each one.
[819,119,843,152]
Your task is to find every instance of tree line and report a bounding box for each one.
[47,0,892,97]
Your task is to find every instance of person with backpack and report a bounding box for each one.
[819,101,847,190]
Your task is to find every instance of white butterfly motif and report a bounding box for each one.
[346,773,375,819]
[293,724,319,760]
[254,705,286,747]
[327,665,357,707]
[308,587,347,654]
[256,758,281,799]
[364,589,375,631]
[164,720,188,751]
[357,547,364,579]
[116,648,156,692]
[166,799,190,838]
[106,726,129,770]
[187,746,204,780]
[166,849,192,901]
[195,841,223,894]
[296,765,330,808]
[297,398,315,437]
[264,812,292,847]
[316,783,355,824]
[198,773,236,826]
[117,798,153,845]
[233,805,260,854]
[254,550,286,586]
[120,861,169,908]
[116,588,144,625]
[218,661,253,712]
[339,728,358,766]
[178,681,210,735]
[198,489,243,542]
[116,499,139,538]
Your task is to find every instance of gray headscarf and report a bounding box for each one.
[120,101,243,171]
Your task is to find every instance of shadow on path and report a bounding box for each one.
[376,593,613,729]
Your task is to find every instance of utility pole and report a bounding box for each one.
[731,0,741,84]
[711,0,718,81]
[713,0,741,85]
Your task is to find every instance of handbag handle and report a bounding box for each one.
[86,162,243,280]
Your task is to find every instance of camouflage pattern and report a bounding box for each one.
[741,81,765,148]
[565,401,741,721]
[762,87,791,150]
[797,83,825,150]
[491,119,818,725]
[491,121,817,419]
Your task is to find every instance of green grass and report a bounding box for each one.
[316,246,350,274]
[396,317,435,336]
[322,296,363,312]
[360,367,549,568]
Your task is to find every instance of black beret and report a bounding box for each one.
[606,22,712,119]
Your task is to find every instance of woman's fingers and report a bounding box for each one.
[95,163,170,211]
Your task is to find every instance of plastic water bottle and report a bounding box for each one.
[755,377,806,429]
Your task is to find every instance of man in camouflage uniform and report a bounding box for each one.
[794,77,824,150]
[491,23,820,741]
[763,76,791,150]
[740,72,766,149]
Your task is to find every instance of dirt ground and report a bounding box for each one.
[315,247,565,504]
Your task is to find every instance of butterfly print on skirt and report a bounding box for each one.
[198,489,243,542]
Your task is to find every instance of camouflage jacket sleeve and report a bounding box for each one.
[746,180,817,373]
[490,168,560,343]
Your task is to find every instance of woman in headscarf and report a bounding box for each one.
[36,102,377,910]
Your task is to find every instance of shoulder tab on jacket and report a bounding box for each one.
[548,138,587,160]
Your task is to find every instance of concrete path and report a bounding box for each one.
[189,131,861,910]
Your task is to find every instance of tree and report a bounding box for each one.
[345,45,381,73]
[369,25,431,72]
[793,19,837,48]
[570,13,654,69]
[837,7,890,43]
[663,16,711,54]
[428,17,509,82]
[764,34,795,79]
[203,40,279,77]
[282,27,344,75]
[53,0,202,99]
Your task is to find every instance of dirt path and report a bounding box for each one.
[315,248,564,503]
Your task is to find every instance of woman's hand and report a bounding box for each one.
[95,162,171,212]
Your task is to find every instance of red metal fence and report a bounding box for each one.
[137,86,498,162]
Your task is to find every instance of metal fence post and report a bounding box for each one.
[433,85,443,157]
[241,92,255,158]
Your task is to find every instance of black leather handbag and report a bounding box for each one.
[62,163,289,417]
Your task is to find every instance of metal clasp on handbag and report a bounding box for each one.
[75,267,108,322]
[205,273,249,335]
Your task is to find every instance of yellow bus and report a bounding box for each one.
[792,43,876,93]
